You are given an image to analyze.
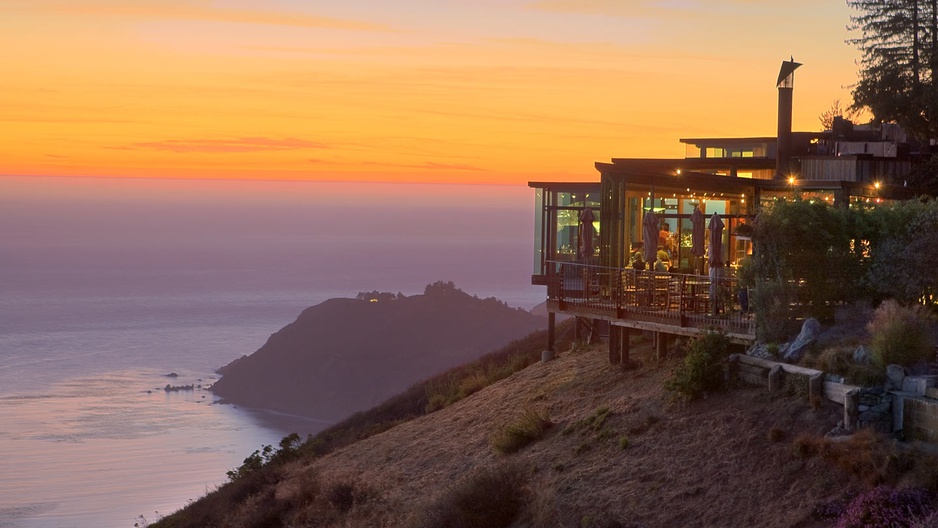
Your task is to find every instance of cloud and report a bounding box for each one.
[361,161,486,172]
[127,137,330,153]
[6,1,392,32]
[526,0,662,16]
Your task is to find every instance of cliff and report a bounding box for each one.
[211,282,547,421]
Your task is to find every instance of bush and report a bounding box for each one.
[868,300,935,369]
[491,408,552,455]
[664,331,731,401]
[836,486,934,528]
[789,429,938,489]
[411,465,528,528]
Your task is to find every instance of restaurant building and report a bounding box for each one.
[530,60,920,363]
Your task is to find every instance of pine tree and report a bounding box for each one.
[847,0,938,139]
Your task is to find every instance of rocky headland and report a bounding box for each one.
[211,282,546,422]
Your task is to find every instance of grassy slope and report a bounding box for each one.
[154,330,938,528]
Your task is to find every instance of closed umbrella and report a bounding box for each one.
[707,212,725,314]
[707,212,725,267]
[577,208,595,260]
[642,210,659,264]
[690,206,705,258]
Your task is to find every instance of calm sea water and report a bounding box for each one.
[0,177,543,527]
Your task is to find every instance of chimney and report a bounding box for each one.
[775,58,802,179]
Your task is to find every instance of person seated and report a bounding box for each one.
[656,246,671,270]
[629,241,646,270]
[654,257,668,272]
[631,254,646,271]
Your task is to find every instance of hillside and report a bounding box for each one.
[153,337,935,528]
[287,342,849,527]
[211,282,547,421]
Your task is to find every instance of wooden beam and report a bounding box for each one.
[736,354,823,378]
[824,381,861,405]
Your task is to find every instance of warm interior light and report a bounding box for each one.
[788,176,796,185]
[676,169,682,175]
[874,181,881,189]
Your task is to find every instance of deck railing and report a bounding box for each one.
[545,261,755,337]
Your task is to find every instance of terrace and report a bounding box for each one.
[544,262,755,362]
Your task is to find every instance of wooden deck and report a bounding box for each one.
[546,263,756,343]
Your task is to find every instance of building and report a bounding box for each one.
[530,60,921,364]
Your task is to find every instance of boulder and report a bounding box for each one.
[886,364,906,391]
[747,343,773,359]
[901,375,937,396]
[782,318,821,362]
[853,345,871,365]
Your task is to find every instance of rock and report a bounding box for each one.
[853,345,871,365]
[747,343,773,359]
[886,364,906,391]
[826,425,849,438]
[901,375,937,396]
[782,318,821,362]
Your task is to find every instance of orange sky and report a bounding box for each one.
[2,0,862,185]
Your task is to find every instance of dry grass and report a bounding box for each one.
[278,341,867,527]
[490,408,552,454]
[157,335,938,528]
[793,428,938,490]
[407,464,529,528]
[868,299,935,368]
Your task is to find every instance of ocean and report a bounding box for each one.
[0,177,544,527]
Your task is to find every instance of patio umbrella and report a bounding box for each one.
[577,208,595,260]
[707,212,725,268]
[690,206,706,258]
[642,210,659,264]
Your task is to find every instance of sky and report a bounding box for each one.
[2,0,863,185]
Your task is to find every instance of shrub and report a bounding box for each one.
[411,465,528,528]
[767,427,785,442]
[491,409,552,455]
[563,407,613,438]
[868,300,935,369]
[664,331,731,401]
[326,481,357,514]
[789,429,938,488]
[226,433,304,482]
[836,486,934,528]
[802,345,887,386]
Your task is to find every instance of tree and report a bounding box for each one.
[847,0,938,140]
[818,99,845,131]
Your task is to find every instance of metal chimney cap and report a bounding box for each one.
[776,59,803,87]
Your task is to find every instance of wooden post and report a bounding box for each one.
[574,316,582,343]
[622,327,631,365]
[726,354,739,385]
[808,373,823,404]
[655,332,667,360]
[547,312,555,352]
[608,326,621,364]
[845,388,860,432]
[767,365,783,392]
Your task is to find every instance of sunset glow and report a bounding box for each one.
[3,0,861,185]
